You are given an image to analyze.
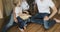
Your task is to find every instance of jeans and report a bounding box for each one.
[31,13,56,29]
[2,13,30,32]
[17,16,27,29]
[2,13,15,32]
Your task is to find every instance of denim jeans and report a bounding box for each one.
[2,13,16,32]
[31,13,56,29]
[2,13,30,32]
[17,16,27,29]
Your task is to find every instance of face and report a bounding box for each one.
[17,0,22,6]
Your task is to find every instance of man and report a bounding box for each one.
[31,0,57,29]
[2,0,29,32]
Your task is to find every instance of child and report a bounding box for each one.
[13,0,30,32]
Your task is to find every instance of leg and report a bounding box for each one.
[31,18,44,24]
[18,28,24,32]
[31,13,48,25]
[43,15,56,29]
[2,14,15,32]
[31,13,56,29]
[17,16,26,32]
[44,19,56,29]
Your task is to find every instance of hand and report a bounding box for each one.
[44,16,49,21]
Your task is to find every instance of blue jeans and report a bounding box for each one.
[2,13,15,32]
[31,13,56,29]
[2,13,30,32]
[17,16,27,29]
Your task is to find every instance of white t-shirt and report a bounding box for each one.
[15,1,29,17]
[15,7,22,17]
[35,0,55,14]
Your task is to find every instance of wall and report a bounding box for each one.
[53,0,60,8]
[2,0,60,16]
[0,0,3,19]
[2,0,14,16]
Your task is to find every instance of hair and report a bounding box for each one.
[13,0,22,6]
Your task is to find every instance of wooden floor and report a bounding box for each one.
[0,19,60,32]
[5,23,60,32]
[27,23,60,32]
[0,15,60,32]
[7,15,60,32]
[0,19,4,31]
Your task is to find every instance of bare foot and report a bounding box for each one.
[54,18,60,23]
[24,26,26,30]
[19,28,24,32]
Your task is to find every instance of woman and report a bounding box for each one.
[2,0,30,32]
[14,0,30,32]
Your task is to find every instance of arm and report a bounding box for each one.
[44,6,57,21]
[44,0,57,20]
[13,7,18,23]
[49,6,57,19]
[48,0,57,19]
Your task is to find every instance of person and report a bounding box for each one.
[14,0,30,32]
[31,0,57,29]
[13,1,26,32]
[2,0,29,32]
